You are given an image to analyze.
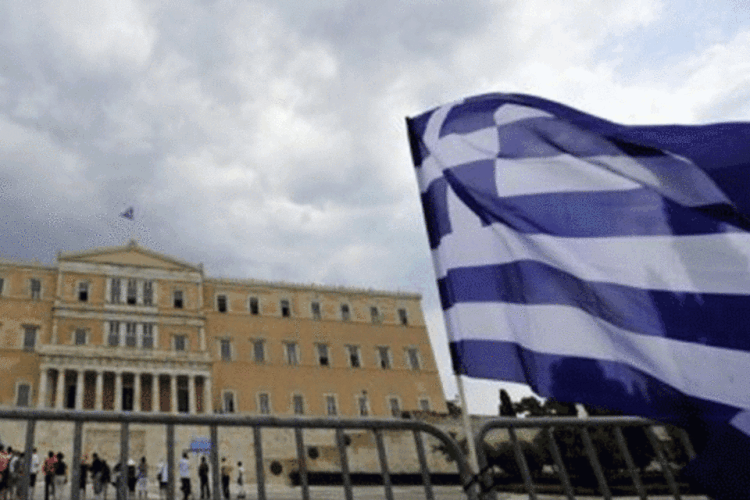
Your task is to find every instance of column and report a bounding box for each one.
[199,326,206,351]
[114,372,122,412]
[204,376,213,414]
[152,374,159,412]
[134,372,141,412]
[55,369,65,409]
[95,371,104,411]
[170,375,177,414]
[188,375,196,415]
[75,370,84,410]
[37,368,49,409]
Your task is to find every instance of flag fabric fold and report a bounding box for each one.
[407,93,750,499]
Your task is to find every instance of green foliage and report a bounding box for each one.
[485,440,544,480]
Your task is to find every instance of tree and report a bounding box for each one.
[499,390,516,417]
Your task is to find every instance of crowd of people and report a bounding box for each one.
[177,454,246,500]
[0,447,246,500]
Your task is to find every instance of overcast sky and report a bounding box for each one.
[2,0,750,415]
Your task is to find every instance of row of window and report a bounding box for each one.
[0,276,412,326]
[217,295,409,325]
[52,324,423,370]
[218,339,423,370]
[221,390,431,417]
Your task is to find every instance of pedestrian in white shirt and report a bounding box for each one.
[179,453,191,500]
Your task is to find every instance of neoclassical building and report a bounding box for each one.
[0,241,447,418]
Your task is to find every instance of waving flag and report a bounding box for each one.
[407,93,750,499]
[120,207,134,220]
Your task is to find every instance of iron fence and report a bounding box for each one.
[0,408,479,500]
[474,416,701,500]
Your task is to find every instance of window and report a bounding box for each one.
[220,339,232,360]
[110,278,121,303]
[407,348,421,370]
[280,299,291,318]
[419,398,431,412]
[317,344,330,367]
[398,308,409,325]
[377,346,391,369]
[125,322,137,347]
[340,304,350,321]
[23,326,37,351]
[253,339,265,363]
[173,290,183,309]
[30,279,41,300]
[370,306,380,323]
[249,297,259,315]
[285,342,299,366]
[217,295,227,313]
[126,279,138,305]
[293,395,305,415]
[108,321,120,346]
[74,329,87,346]
[223,391,236,413]
[258,393,271,415]
[16,384,31,407]
[358,395,369,416]
[177,377,189,413]
[142,324,154,349]
[311,301,321,320]
[325,395,338,416]
[78,282,89,302]
[175,335,187,352]
[346,345,361,368]
[143,280,154,306]
[389,397,401,417]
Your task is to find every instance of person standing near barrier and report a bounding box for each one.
[136,457,148,500]
[42,451,57,500]
[30,448,40,500]
[198,456,209,499]
[90,454,103,500]
[79,455,90,500]
[235,462,245,500]
[179,453,191,500]
[53,453,67,500]
[157,459,168,500]
[219,458,231,500]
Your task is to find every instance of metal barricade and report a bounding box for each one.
[474,416,701,500]
[0,408,479,500]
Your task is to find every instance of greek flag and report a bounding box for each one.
[407,93,750,498]
[120,207,134,220]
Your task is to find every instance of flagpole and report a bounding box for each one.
[455,374,480,474]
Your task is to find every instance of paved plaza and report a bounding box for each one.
[22,483,711,500]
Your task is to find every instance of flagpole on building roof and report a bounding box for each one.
[456,374,479,474]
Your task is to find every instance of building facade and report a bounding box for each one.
[0,241,446,418]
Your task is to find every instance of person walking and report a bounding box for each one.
[53,453,67,500]
[136,458,148,500]
[42,451,57,500]
[219,458,231,500]
[198,457,209,499]
[178,453,191,500]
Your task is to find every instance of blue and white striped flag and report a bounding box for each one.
[407,93,750,498]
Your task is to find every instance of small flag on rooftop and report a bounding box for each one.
[120,207,134,220]
[406,92,750,499]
